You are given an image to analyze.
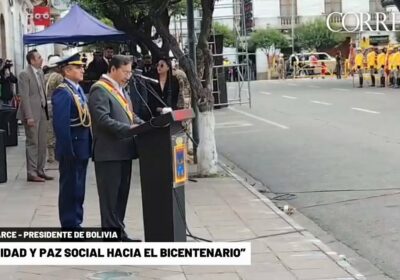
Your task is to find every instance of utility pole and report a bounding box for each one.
[187,0,199,163]
[291,0,295,54]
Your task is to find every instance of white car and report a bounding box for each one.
[288,52,336,76]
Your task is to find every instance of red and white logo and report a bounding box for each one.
[33,6,51,27]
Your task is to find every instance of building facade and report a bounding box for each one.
[0,0,34,75]
[252,0,386,30]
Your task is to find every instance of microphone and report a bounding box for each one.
[135,74,159,84]
[133,69,159,84]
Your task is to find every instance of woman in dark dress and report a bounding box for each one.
[148,57,180,116]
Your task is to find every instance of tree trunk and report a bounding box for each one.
[152,1,218,176]
[194,0,218,176]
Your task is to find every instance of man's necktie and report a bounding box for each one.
[36,71,46,107]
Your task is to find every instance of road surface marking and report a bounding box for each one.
[308,85,320,88]
[352,107,380,114]
[311,100,332,106]
[332,88,350,92]
[217,129,264,135]
[216,121,253,129]
[229,107,289,130]
[260,91,272,95]
[282,95,298,99]
[366,91,385,95]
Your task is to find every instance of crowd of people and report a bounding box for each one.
[0,59,18,106]
[12,47,192,241]
[351,44,400,88]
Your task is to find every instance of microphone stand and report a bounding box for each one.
[129,75,172,129]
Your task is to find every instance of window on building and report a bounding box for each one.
[370,0,385,12]
[280,0,297,17]
[325,0,342,14]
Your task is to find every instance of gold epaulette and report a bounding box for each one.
[56,83,67,89]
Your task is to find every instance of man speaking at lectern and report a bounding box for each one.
[89,55,144,242]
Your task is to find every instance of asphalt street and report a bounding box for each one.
[215,78,400,280]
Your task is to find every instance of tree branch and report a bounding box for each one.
[196,0,215,103]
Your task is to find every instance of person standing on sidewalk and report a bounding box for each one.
[89,55,144,242]
[393,47,400,88]
[377,48,386,87]
[0,60,17,105]
[277,54,285,80]
[52,53,91,229]
[335,51,342,79]
[44,56,63,164]
[367,47,377,87]
[354,48,364,88]
[309,53,318,77]
[17,49,54,182]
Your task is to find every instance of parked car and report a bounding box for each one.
[288,52,336,76]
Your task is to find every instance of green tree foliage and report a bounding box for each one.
[248,28,289,51]
[73,0,219,174]
[212,22,235,47]
[170,0,201,15]
[295,20,345,51]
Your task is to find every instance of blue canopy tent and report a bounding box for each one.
[23,5,128,45]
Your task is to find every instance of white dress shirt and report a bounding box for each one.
[31,65,46,107]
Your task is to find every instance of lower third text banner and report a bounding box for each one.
[0,242,251,265]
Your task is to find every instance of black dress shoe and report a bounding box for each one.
[27,175,45,182]
[38,173,54,180]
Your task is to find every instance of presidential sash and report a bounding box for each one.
[95,79,134,123]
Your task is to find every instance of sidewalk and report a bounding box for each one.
[0,137,364,280]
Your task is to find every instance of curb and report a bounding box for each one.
[218,160,366,280]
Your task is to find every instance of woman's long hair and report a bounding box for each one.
[157,57,173,106]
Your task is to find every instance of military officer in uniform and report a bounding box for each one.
[52,53,92,229]
[354,48,364,88]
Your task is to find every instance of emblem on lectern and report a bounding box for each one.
[173,140,187,186]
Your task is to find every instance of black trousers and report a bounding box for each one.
[59,158,88,228]
[94,160,133,237]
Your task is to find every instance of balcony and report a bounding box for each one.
[279,16,300,27]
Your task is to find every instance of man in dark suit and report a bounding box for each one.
[142,54,157,79]
[17,49,53,182]
[86,47,114,81]
[89,55,144,242]
[52,53,91,229]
